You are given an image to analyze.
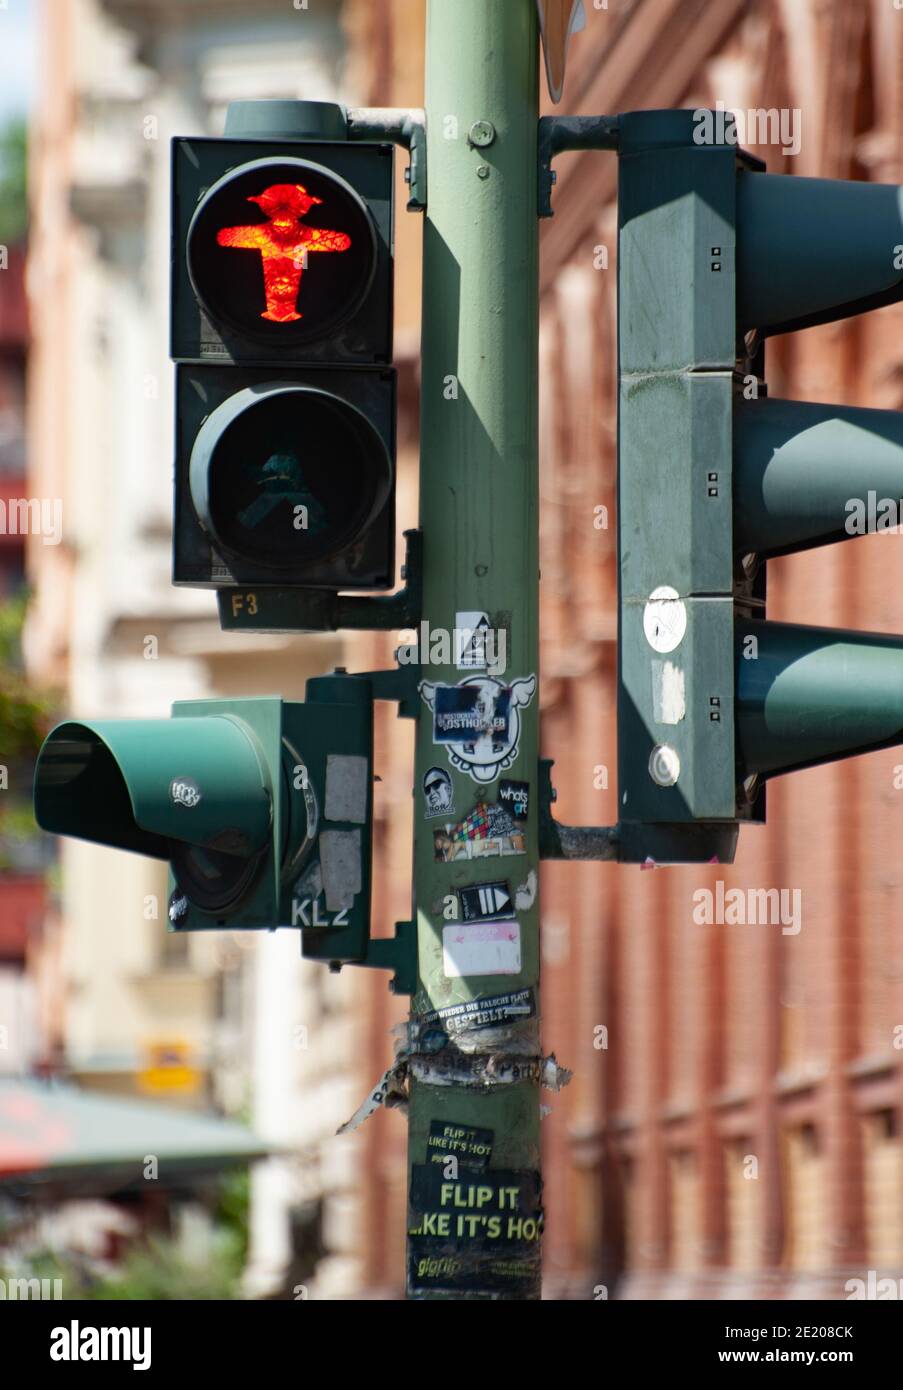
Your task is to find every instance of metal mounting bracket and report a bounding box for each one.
[537,114,620,218]
[347,106,427,211]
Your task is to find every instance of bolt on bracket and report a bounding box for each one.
[537,114,620,218]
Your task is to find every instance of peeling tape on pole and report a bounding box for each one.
[409,1052,572,1090]
[337,1047,570,1134]
[336,1058,408,1135]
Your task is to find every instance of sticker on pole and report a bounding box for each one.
[432,795,525,862]
[458,881,514,923]
[443,920,521,977]
[419,674,536,784]
[455,611,494,670]
[427,1121,494,1171]
[643,585,687,653]
[422,766,455,819]
[408,1164,543,1297]
[498,779,529,820]
[415,987,536,1040]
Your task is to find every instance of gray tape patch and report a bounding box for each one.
[325,753,369,824]
[320,828,362,912]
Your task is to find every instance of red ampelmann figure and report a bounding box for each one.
[216,183,351,323]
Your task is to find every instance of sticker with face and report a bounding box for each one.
[419,675,536,784]
[422,765,455,818]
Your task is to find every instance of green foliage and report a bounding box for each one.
[0,1171,252,1300]
[215,1165,251,1268]
[0,589,50,759]
[3,1214,249,1299]
[82,1233,244,1301]
[0,117,27,246]
[0,590,55,867]
[0,588,30,666]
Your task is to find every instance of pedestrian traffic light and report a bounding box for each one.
[33,675,375,944]
[171,109,396,594]
[616,108,903,863]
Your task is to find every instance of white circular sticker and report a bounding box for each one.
[643,585,687,653]
[648,744,680,787]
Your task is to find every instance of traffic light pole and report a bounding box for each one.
[406,0,544,1299]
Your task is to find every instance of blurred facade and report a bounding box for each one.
[0,149,46,1082]
[23,0,418,1299]
[21,0,903,1300]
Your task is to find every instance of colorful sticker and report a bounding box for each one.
[422,765,455,819]
[432,796,525,862]
[419,674,536,784]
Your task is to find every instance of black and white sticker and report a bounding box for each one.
[455,611,493,670]
[422,765,455,819]
[170,777,201,808]
[459,881,515,923]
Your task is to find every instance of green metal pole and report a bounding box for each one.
[406,0,542,1300]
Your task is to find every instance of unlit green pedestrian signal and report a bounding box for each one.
[180,376,395,586]
[616,108,903,863]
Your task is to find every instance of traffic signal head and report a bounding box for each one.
[616,109,903,863]
[172,138,393,365]
[171,119,396,596]
[34,677,375,942]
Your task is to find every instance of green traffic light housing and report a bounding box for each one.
[34,677,374,943]
[616,108,903,864]
[171,112,398,600]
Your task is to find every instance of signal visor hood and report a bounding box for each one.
[34,715,273,860]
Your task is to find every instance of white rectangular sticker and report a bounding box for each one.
[442,921,522,978]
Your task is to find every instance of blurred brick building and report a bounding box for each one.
[536,0,903,1299]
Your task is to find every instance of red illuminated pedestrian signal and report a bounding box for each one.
[215,182,352,324]
[183,156,381,352]
[172,139,393,365]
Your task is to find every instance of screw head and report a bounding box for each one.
[476,164,491,180]
[468,120,496,148]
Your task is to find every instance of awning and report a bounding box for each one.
[0,1079,269,1188]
